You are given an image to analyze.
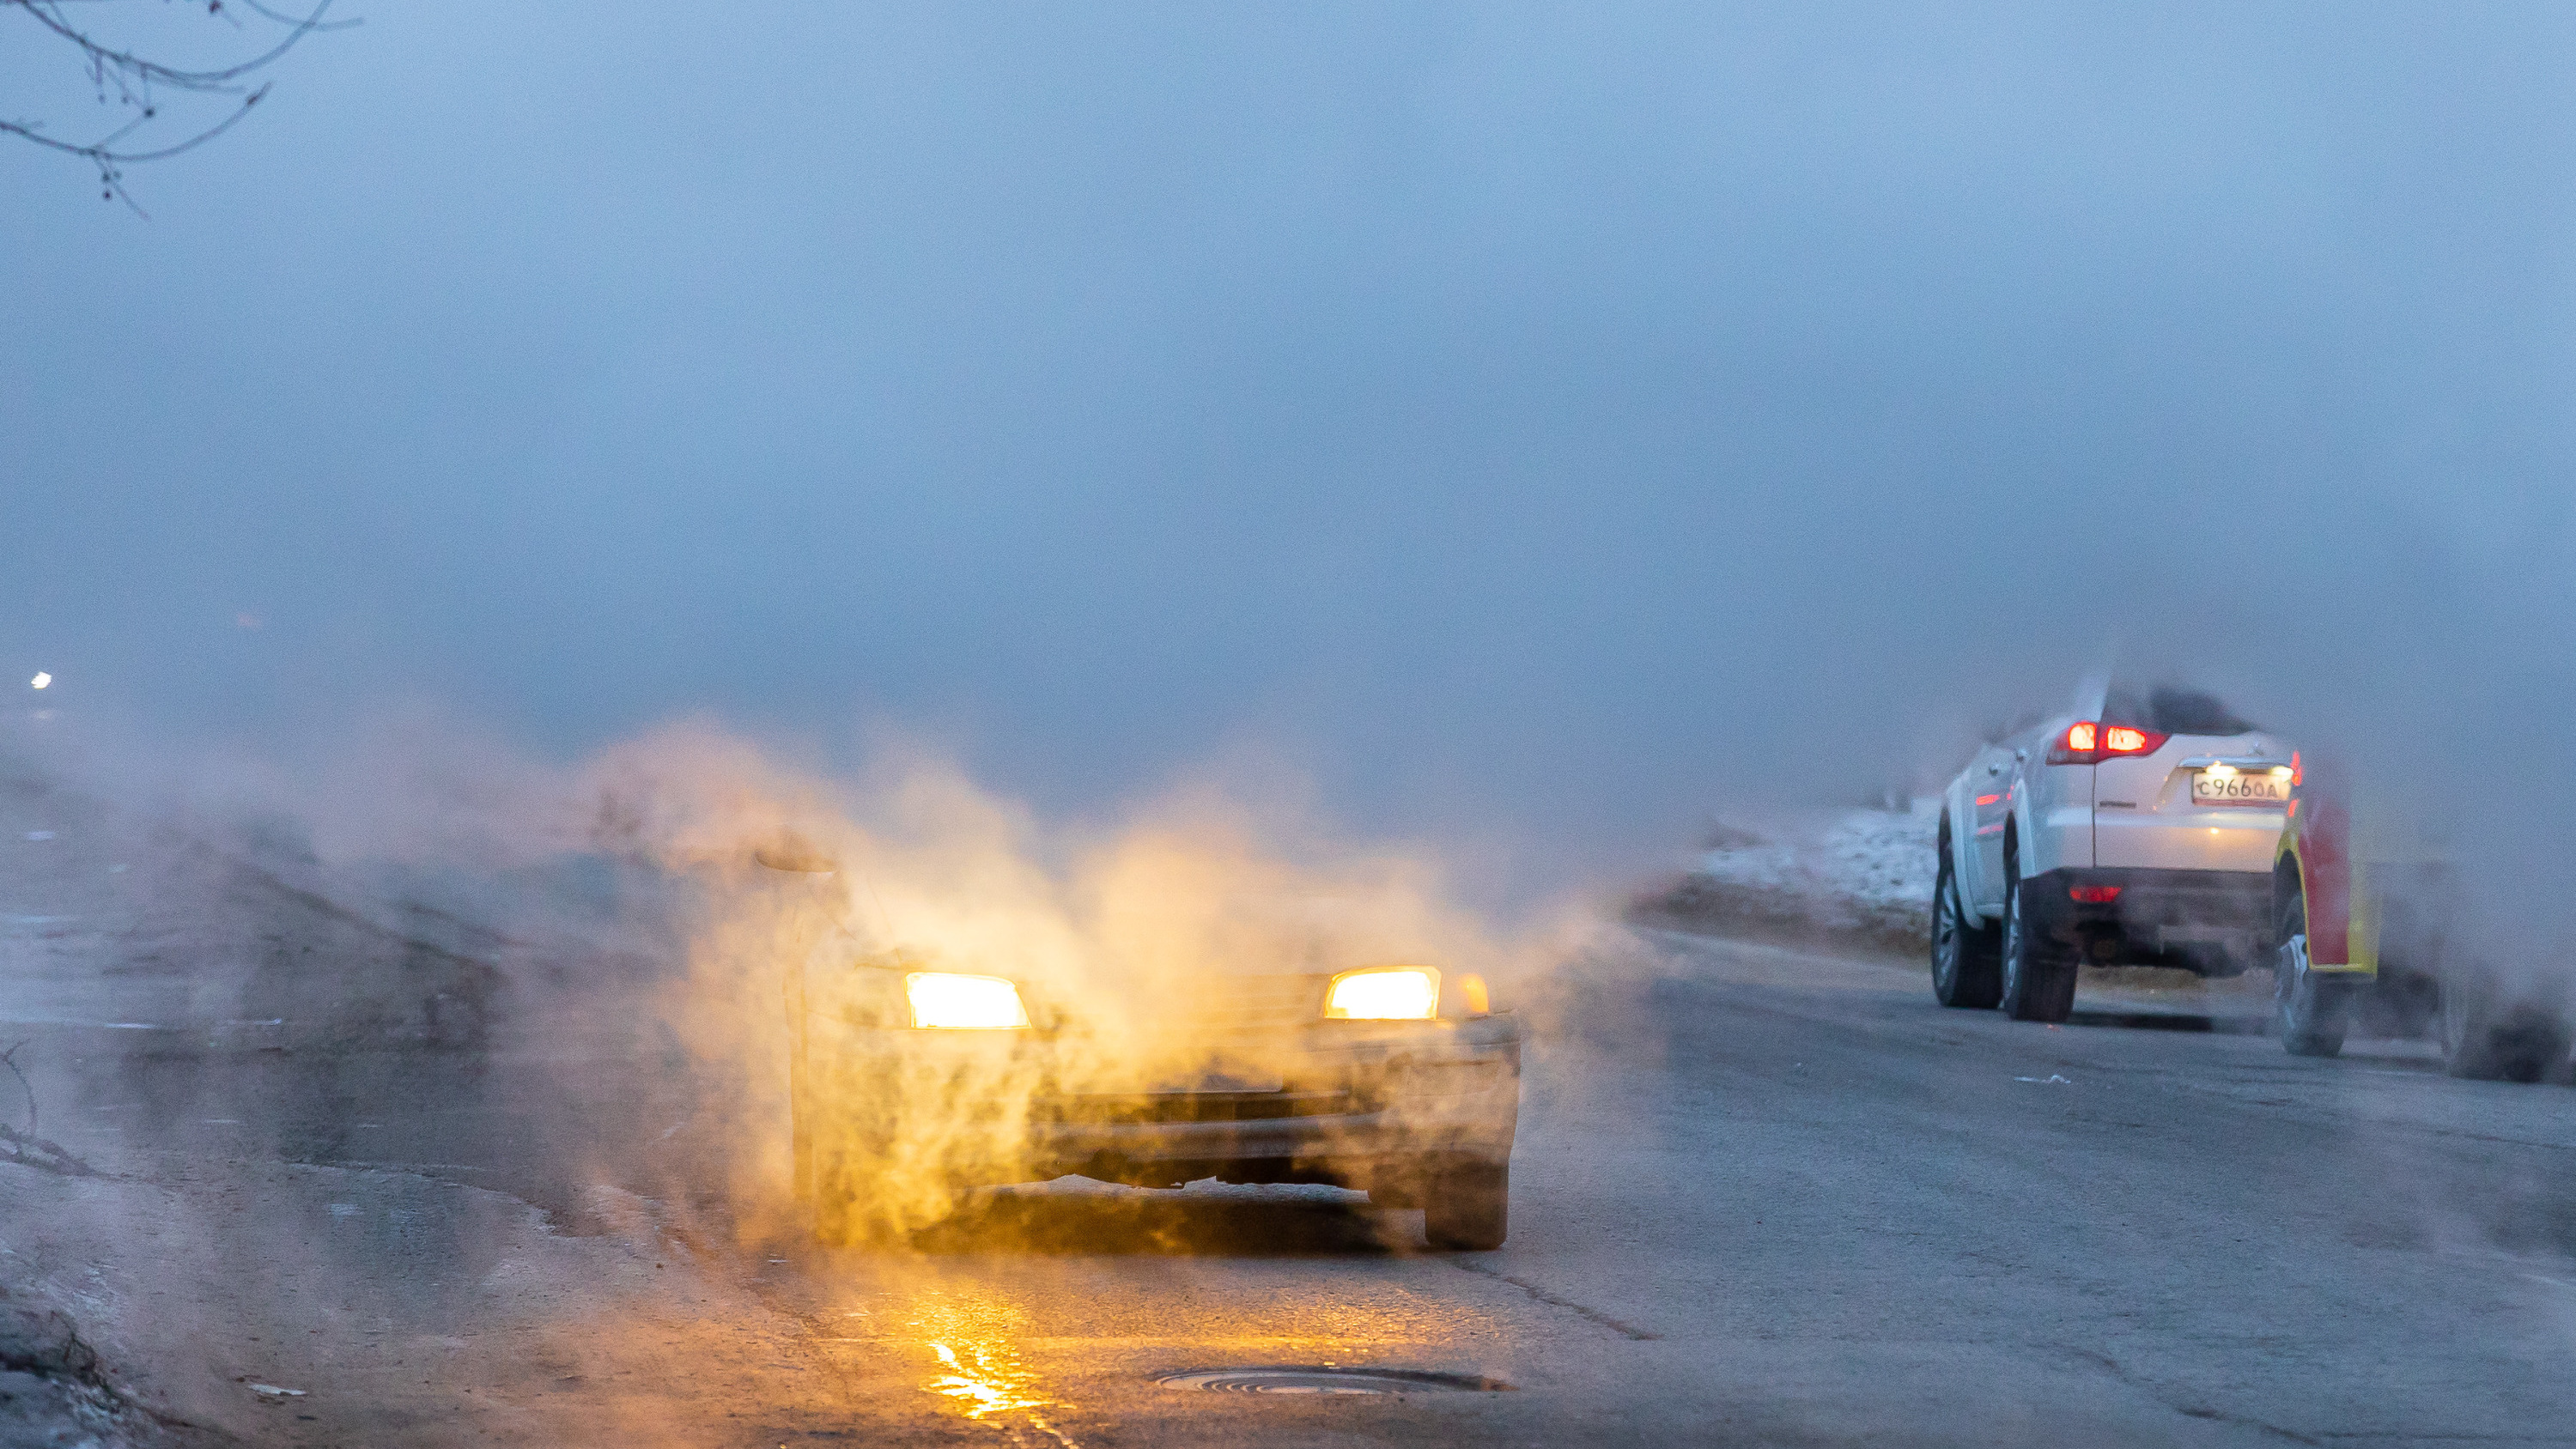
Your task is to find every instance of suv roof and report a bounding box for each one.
[2101,682,2257,737]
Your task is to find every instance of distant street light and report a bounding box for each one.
[30,673,51,689]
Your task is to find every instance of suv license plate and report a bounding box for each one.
[2191,771,2289,807]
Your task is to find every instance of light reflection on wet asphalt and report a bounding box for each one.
[908,1289,1073,1444]
[757,1230,1530,1447]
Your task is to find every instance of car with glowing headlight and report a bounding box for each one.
[780,914,1522,1250]
[1933,675,2294,1022]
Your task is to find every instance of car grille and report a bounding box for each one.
[1028,973,1365,1124]
[1036,1086,1363,1125]
[1164,973,1328,1031]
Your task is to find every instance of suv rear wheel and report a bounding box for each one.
[1998,870,2076,1023]
[1931,846,2002,1009]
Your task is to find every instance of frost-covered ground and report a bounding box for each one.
[1631,800,1939,957]
[1694,800,1940,921]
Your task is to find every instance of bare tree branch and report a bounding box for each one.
[0,1040,34,1140]
[0,1042,104,1179]
[3,0,352,209]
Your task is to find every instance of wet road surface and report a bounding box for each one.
[11,774,2576,1446]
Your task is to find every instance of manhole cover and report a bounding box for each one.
[1155,1367,1513,1394]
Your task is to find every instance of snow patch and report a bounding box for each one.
[1697,801,1938,916]
[1635,800,1939,956]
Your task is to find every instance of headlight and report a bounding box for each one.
[1324,967,1440,1021]
[904,972,1030,1030]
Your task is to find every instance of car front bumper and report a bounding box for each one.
[795,1010,1522,1191]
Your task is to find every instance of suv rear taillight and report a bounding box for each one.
[2045,721,2171,765]
[2102,724,2167,755]
[2045,721,2098,764]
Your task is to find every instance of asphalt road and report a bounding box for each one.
[10,771,2576,1446]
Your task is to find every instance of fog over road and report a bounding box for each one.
[8,770,2576,1447]
[14,8,2576,1444]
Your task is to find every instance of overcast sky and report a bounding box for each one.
[6,3,2574,869]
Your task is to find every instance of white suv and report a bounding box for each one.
[1931,676,2294,1022]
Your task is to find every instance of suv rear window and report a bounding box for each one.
[2101,683,2256,737]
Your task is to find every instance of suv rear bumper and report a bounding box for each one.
[2023,867,2273,968]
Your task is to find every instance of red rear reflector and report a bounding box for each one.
[1974,793,2000,806]
[2069,885,2123,903]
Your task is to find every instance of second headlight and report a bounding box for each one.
[1324,967,1441,1020]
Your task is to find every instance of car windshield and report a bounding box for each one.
[2100,682,2257,736]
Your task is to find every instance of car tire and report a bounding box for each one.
[2440,969,2571,1083]
[1422,1158,1509,1251]
[1930,847,2003,1009]
[792,1089,863,1244]
[791,1087,817,1207]
[2273,885,2349,1058]
[1999,876,2076,1023]
[792,1075,903,1244]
